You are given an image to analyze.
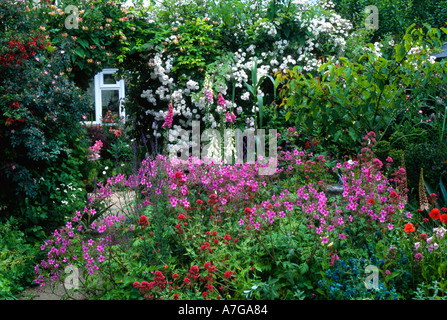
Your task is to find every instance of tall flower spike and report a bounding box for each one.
[419,168,429,211]
[162,103,173,128]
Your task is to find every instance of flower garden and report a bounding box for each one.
[2,0,447,302]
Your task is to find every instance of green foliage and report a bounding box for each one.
[277,24,447,159]
[0,218,40,299]
[33,0,152,89]
[332,0,447,42]
[0,0,91,236]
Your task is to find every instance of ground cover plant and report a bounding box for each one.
[2,0,447,301]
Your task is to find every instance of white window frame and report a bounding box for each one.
[88,68,126,125]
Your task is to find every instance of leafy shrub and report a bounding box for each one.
[0,0,91,236]
[33,0,151,89]
[332,0,447,43]
[0,218,41,299]
[277,24,447,159]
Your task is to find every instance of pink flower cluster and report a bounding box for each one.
[34,199,126,292]
[240,132,408,247]
[87,140,103,161]
[225,112,236,123]
[217,93,225,107]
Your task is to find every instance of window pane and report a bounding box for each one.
[101,90,120,120]
[103,73,118,85]
[86,79,96,121]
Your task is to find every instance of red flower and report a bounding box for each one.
[441,214,447,224]
[208,264,216,273]
[202,291,209,298]
[212,231,218,236]
[133,281,140,288]
[404,223,415,234]
[224,234,231,241]
[173,293,179,300]
[389,191,399,201]
[138,215,149,227]
[178,213,186,221]
[201,242,210,251]
[196,199,203,205]
[368,198,375,206]
[172,273,179,279]
[244,207,252,215]
[224,271,234,279]
[213,239,218,244]
[429,208,441,220]
[420,233,427,240]
[204,262,211,270]
[234,238,239,243]
[174,171,183,179]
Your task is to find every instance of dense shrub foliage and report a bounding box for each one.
[0,0,92,236]
[332,0,447,43]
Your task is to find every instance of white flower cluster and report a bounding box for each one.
[138,0,356,150]
[254,20,278,38]
[362,42,383,60]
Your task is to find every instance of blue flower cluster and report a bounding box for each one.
[317,258,399,300]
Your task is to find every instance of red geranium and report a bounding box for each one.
[441,214,447,224]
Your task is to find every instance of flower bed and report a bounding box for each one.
[33,132,447,300]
